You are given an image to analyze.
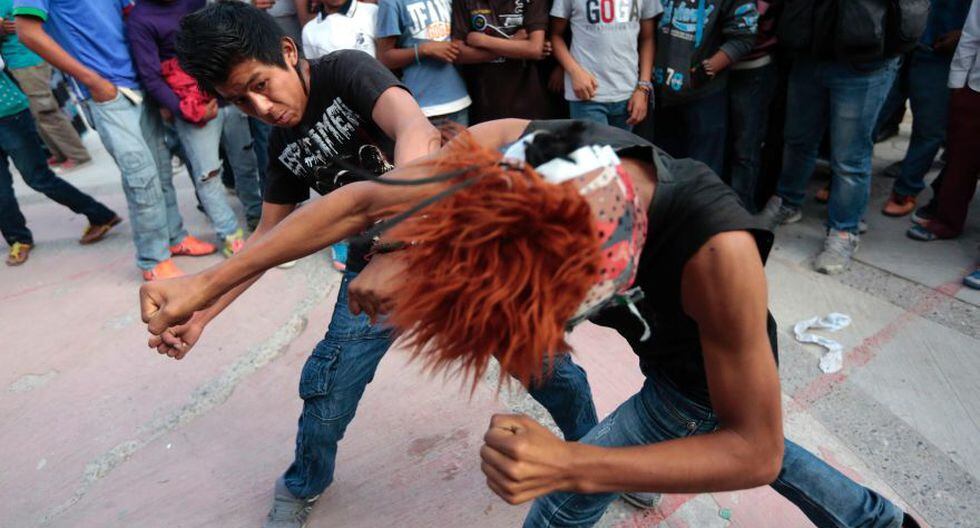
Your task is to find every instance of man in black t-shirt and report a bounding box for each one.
[160,4,605,528]
[169,3,440,527]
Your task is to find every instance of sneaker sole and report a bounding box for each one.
[781,211,803,225]
[816,264,847,275]
[882,207,915,218]
[620,493,661,510]
[911,213,932,227]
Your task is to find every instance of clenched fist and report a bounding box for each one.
[480,414,578,505]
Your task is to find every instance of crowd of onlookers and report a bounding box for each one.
[0,0,977,288]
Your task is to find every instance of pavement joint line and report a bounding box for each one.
[1,255,129,301]
[789,275,964,411]
[36,256,338,526]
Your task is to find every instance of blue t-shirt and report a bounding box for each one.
[13,0,140,98]
[376,0,470,117]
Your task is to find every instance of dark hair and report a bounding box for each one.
[523,121,587,166]
[176,0,288,95]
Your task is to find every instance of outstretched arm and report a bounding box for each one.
[147,201,296,360]
[141,167,437,335]
[140,118,531,335]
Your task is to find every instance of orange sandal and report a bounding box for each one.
[80,216,122,245]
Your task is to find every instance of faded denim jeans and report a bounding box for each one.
[776,57,899,233]
[174,108,247,240]
[86,91,185,270]
[523,373,903,528]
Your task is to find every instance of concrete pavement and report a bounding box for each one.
[1,126,977,527]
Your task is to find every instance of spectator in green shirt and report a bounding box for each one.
[0,0,90,169]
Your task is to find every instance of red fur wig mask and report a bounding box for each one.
[382,134,602,389]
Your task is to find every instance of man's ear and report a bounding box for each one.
[282,36,299,67]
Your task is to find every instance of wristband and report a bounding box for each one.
[636,80,653,93]
[413,44,421,65]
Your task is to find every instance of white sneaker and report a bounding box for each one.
[814,229,859,275]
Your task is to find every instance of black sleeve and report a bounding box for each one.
[263,129,311,204]
[319,50,408,123]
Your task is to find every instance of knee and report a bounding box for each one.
[196,168,222,184]
[22,170,59,192]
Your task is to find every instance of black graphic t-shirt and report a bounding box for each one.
[450,0,560,123]
[264,50,406,205]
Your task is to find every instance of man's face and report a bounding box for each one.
[214,38,307,128]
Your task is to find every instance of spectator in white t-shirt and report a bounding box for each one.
[302,0,378,58]
[549,0,660,131]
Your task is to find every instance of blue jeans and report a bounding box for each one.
[524,373,904,528]
[249,116,271,190]
[776,57,899,233]
[875,53,910,139]
[282,272,599,498]
[219,106,263,225]
[0,109,115,245]
[569,100,632,132]
[893,49,952,197]
[728,62,778,213]
[653,87,728,176]
[174,114,241,240]
[86,92,186,270]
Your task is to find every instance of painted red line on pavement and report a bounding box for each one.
[1,256,128,301]
[790,277,964,409]
[612,493,698,528]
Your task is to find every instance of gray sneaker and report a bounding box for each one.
[621,491,661,509]
[814,229,859,275]
[760,196,802,229]
[264,477,319,528]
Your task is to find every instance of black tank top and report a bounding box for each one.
[524,120,778,407]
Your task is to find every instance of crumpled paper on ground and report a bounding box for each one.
[793,313,852,374]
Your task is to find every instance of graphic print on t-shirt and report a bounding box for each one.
[278,97,392,195]
[465,0,526,62]
[404,0,453,40]
[583,0,640,25]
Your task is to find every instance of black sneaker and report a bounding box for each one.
[902,512,922,528]
[264,477,319,528]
